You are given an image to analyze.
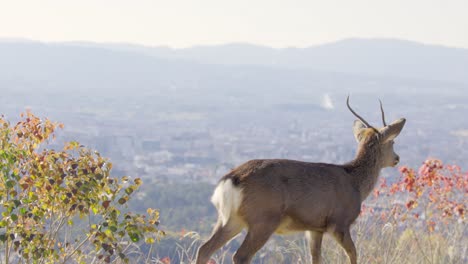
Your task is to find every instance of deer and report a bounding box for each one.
[195,96,406,264]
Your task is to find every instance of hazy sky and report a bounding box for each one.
[1,0,467,48]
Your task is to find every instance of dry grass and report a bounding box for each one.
[160,214,466,264]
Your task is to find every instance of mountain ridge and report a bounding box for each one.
[1,38,468,87]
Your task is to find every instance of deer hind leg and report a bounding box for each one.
[306,231,323,264]
[232,218,280,264]
[196,218,244,264]
[330,227,357,264]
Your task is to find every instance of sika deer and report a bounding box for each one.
[196,96,406,264]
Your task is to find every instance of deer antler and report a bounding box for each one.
[346,95,376,130]
[379,99,387,127]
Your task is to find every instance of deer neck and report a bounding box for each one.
[344,144,383,202]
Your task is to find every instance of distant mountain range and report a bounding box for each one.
[67,38,468,84]
[2,38,468,85]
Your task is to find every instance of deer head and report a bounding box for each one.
[348,96,406,168]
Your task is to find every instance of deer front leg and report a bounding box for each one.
[306,231,323,264]
[330,227,357,264]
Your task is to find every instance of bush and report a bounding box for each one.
[371,159,466,232]
[0,112,164,263]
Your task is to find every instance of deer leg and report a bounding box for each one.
[330,227,357,264]
[306,231,323,264]
[232,219,279,264]
[196,218,244,264]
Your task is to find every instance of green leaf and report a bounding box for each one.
[145,237,155,244]
[19,208,27,215]
[104,229,112,237]
[11,214,18,222]
[129,233,139,242]
[91,205,98,215]
[118,198,126,205]
[125,187,133,195]
[12,200,21,208]
[6,180,15,188]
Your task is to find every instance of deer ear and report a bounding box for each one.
[381,118,406,143]
[353,120,367,142]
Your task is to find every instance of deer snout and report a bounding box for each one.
[393,155,400,166]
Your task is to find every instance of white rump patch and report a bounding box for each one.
[211,179,243,226]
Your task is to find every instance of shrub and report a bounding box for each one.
[0,112,164,263]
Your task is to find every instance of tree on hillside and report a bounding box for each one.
[0,112,164,263]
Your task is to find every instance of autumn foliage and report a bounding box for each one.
[367,158,467,233]
[0,112,164,263]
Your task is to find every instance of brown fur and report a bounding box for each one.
[196,112,406,264]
